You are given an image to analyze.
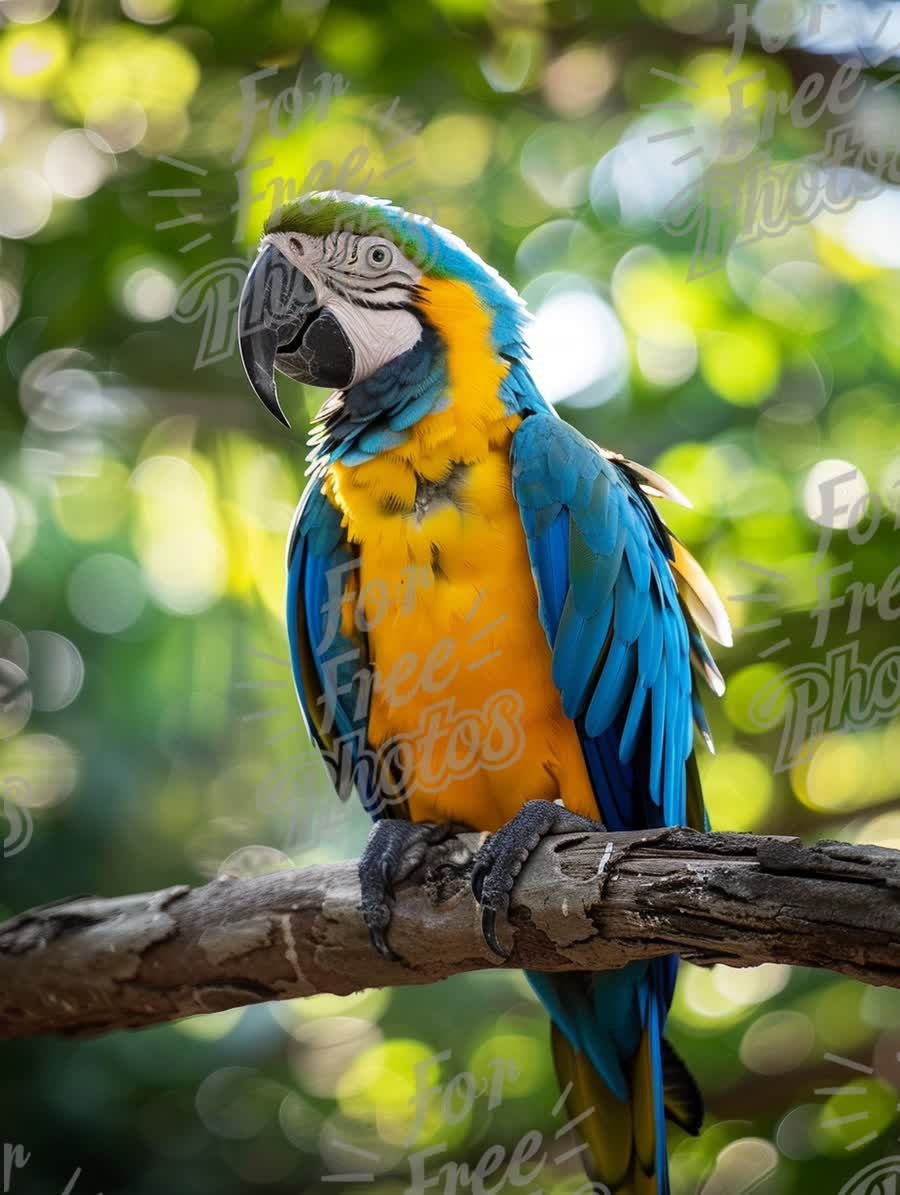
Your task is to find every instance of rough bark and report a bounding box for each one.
[1,828,898,1040]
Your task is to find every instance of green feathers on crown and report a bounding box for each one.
[265,190,442,275]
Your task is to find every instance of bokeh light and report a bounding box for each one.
[67,554,146,634]
[527,288,628,406]
[0,20,68,100]
[804,459,869,529]
[43,128,111,197]
[0,167,53,238]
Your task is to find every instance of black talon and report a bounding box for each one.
[471,800,605,960]
[471,857,487,903]
[370,925,399,963]
[481,907,509,960]
[358,819,469,963]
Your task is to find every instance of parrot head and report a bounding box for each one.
[238,190,526,427]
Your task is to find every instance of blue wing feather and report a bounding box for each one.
[286,473,397,818]
[511,412,696,832]
[619,678,649,764]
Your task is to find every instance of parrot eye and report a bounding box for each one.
[365,243,391,270]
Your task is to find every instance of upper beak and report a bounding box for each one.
[238,243,319,428]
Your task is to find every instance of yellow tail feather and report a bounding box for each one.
[551,1024,661,1195]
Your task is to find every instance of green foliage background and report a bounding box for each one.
[1,0,899,1191]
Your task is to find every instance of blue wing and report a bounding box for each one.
[511,410,725,833]
[286,472,403,818]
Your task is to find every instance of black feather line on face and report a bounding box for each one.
[329,276,417,294]
[321,266,416,292]
[325,276,414,312]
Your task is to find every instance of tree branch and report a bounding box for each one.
[1,829,898,1040]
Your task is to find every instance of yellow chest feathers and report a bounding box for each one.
[317,279,597,828]
[323,429,597,828]
[322,273,530,757]
[321,274,521,675]
[324,276,518,565]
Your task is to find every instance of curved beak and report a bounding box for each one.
[238,243,319,428]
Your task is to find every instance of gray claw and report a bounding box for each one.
[470,800,605,961]
[481,907,509,960]
[471,857,488,903]
[370,924,399,963]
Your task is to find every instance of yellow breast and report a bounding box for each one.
[322,278,596,831]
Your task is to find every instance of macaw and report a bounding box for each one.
[238,190,731,1194]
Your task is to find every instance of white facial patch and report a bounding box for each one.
[263,229,425,385]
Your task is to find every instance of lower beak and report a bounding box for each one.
[238,243,318,428]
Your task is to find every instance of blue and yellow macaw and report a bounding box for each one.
[238,191,730,1193]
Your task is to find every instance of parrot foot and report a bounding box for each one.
[358,819,468,962]
[471,800,605,960]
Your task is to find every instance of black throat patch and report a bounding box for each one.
[308,322,448,467]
